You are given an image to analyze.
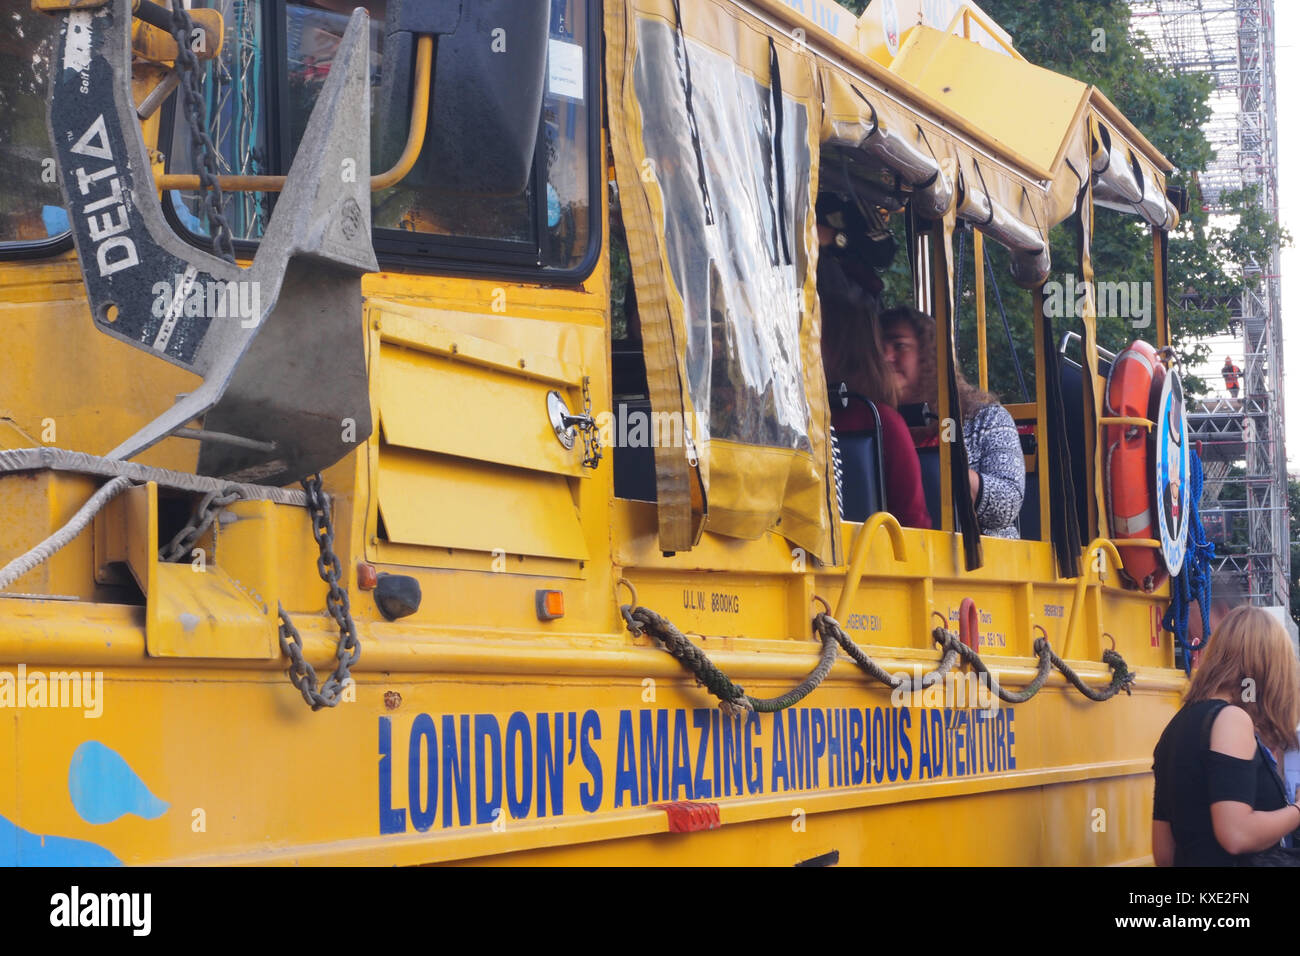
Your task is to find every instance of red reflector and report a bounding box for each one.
[535,589,565,621]
[653,801,721,833]
[357,562,378,591]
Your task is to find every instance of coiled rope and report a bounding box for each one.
[622,600,1134,713]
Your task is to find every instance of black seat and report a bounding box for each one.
[830,386,886,522]
[838,432,884,521]
[612,329,658,502]
[917,446,943,530]
[612,397,657,502]
[1058,352,1111,538]
[1018,473,1040,540]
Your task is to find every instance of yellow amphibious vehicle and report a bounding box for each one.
[0,0,1188,865]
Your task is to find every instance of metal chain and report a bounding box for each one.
[277,474,361,711]
[578,376,602,469]
[168,1,236,261]
[159,486,242,562]
[161,11,354,709]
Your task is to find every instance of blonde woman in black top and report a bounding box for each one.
[1152,605,1300,865]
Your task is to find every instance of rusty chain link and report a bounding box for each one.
[159,486,242,562]
[169,1,236,261]
[579,376,602,469]
[162,9,354,710]
[277,474,361,710]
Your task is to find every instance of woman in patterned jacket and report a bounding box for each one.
[879,307,1025,539]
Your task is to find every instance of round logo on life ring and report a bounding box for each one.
[1153,369,1190,577]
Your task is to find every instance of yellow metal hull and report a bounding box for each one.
[0,471,1183,865]
[0,0,1187,860]
[0,642,1180,866]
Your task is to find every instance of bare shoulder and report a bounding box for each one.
[1208,704,1257,759]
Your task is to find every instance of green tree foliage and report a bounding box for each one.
[837,0,1285,399]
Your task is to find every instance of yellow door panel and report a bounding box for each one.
[377,446,589,561]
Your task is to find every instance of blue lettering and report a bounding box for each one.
[918,709,932,779]
[827,709,844,787]
[849,709,864,785]
[721,713,742,796]
[944,709,956,777]
[899,708,912,780]
[409,714,438,832]
[870,708,884,783]
[931,710,946,778]
[789,709,811,790]
[614,709,639,808]
[984,713,993,771]
[537,712,564,818]
[810,709,827,788]
[771,709,790,792]
[1007,708,1016,769]
[885,709,899,782]
[954,711,966,777]
[579,709,602,812]
[692,709,712,800]
[670,708,694,800]
[745,712,763,794]
[441,714,471,828]
[474,715,503,825]
[710,711,722,797]
[506,711,533,819]
[639,708,669,804]
[379,716,406,834]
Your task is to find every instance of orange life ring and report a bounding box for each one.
[1104,341,1166,591]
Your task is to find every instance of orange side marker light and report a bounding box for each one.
[535,589,565,621]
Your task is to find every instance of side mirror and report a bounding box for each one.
[383,0,549,197]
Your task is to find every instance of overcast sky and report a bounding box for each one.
[1276,1,1298,471]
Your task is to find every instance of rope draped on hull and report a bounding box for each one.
[622,602,1135,715]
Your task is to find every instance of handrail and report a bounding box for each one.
[370,34,435,191]
[835,512,907,620]
[1061,538,1124,659]
[1058,329,1118,364]
[1099,415,1154,430]
[155,34,434,193]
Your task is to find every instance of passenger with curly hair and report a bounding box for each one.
[879,306,1025,539]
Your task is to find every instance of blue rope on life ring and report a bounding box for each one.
[1163,447,1214,674]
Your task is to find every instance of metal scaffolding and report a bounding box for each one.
[1131,0,1286,608]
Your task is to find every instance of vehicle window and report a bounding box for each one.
[633,20,812,451]
[168,0,593,271]
[0,8,68,248]
[165,0,273,244]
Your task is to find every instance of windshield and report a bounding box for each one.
[164,0,593,271]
